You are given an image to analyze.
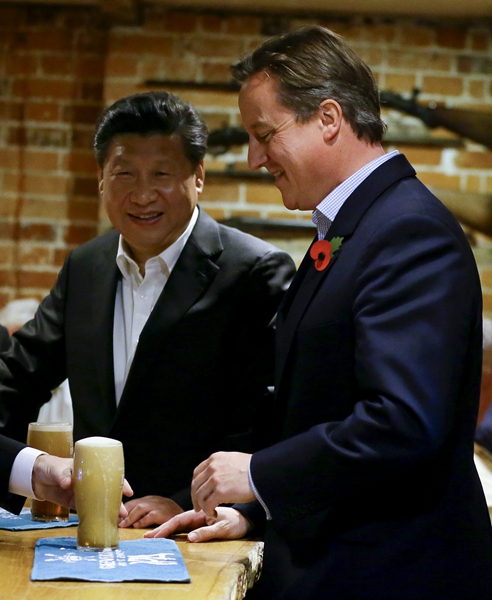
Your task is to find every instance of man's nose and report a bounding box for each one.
[133,179,158,204]
[248,138,267,171]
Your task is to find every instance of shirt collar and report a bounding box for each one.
[312,150,399,239]
[116,205,199,282]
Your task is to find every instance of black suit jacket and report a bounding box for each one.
[0,209,295,506]
[0,434,26,513]
[244,155,492,599]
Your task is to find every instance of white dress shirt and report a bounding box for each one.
[113,206,198,404]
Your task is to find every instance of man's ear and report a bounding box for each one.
[195,160,205,194]
[97,167,104,195]
[319,99,343,142]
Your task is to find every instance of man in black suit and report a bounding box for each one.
[0,92,295,528]
[147,26,492,599]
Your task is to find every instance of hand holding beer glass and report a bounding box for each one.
[27,422,73,522]
[73,437,124,551]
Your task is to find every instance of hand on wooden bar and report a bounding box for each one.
[118,495,183,528]
[144,506,253,542]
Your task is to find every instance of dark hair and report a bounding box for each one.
[231,25,386,144]
[94,91,208,168]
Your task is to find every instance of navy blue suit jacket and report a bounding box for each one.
[247,155,492,599]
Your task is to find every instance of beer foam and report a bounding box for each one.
[28,422,72,431]
[76,436,121,447]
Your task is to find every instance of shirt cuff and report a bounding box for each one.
[248,461,272,520]
[9,447,45,500]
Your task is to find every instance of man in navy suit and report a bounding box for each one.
[0,92,295,528]
[147,26,492,599]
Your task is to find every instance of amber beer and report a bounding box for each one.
[73,437,124,551]
[27,422,73,522]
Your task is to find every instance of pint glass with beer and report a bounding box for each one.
[27,422,73,522]
[73,436,124,551]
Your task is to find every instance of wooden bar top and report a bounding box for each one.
[0,525,263,599]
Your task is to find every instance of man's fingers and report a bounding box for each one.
[144,510,205,539]
[123,479,133,498]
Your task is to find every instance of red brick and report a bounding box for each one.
[181,36,243,60]
[25,102,60,122]
[436,26,467,50]
[23,174,70,196]
[54,248,70,267]
[63,224,98,245]
[20,224,56,242]
[226,16,261,35]
[78,82,104,102]
[12,79,77,101]
[0,223,15,239]
[105,55,139,78]
[72,176,98,197]
[27,127,70,149]
[0,270,16,287]
[19,246,52,267]
[24,150,60,171]
[71,128,95,150]
[5,54,38,77]
[421,76,463,97]
[74,28,107,53]
[0,244,15,265]
[469,79,485,99]
[200,182,240,203]
[66,199,100,221]
[0,148,21,169]
[73,56,106,80]
[15,31,73,53]
[17,270,58,290]
[400,25,434,47]
[62,104,103,125]
[64,151,98,174]
[0,101,23,120]
[470,30,490,52]
[109,33,174,56]
[147,10,198,33]
[245,183,283,206]
[201,62,234,83]
[455,151,492,170]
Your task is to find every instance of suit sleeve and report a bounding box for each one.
[0,256,69,442]
[0,434,27,514]
[250,212,481,526]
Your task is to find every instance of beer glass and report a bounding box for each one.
[73,436,124,551]
[27,422,73,522]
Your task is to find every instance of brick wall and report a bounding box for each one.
[1,4,492,313]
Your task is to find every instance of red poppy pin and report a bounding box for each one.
[310,236,344,271]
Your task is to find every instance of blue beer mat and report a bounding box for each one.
[31,536,191,583]
[0,507,78,530]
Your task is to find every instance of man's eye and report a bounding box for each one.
[115,171,132,176]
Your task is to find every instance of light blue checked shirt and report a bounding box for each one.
[312,150,399,240]
[249,150,399,521]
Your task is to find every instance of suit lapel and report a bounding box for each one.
[276,154,416,389]
[91,231,120,426]
[116,209,222,411]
